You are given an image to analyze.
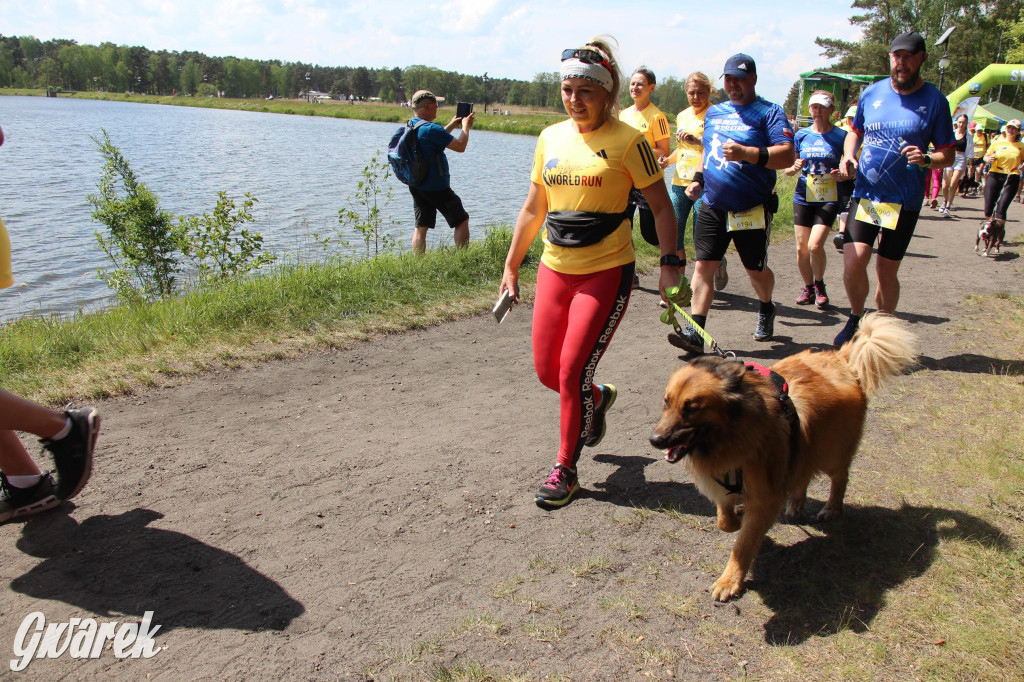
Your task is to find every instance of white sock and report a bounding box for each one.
[50,418,72,441]
[6,474,43,488]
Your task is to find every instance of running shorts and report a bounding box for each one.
[846,205,921,261]
[693,203,771,271]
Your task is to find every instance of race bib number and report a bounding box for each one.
[678,150,701,181]
[805,174,838,203]
[855,198,902,230]
[727,206,767,232]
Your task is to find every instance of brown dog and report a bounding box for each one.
[649,313,917,601]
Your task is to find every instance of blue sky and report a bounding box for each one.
[7,0,863,105]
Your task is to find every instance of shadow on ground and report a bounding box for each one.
[747,503,1010,645]
[586,456,1012,648]
[587,453,715,514]
[10,508,304,632]
[917,353,1024,376]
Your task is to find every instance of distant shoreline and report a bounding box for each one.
[0,88,563,137]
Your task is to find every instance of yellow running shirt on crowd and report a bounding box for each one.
[1,216,14,290]
[531,118,664,275]
[973,131,988,159]
[668,107,706,186]
[984,138,1024,175]
[619,103,671,153]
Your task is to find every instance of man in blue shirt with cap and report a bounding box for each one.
[834,31,954,346]
[671,53,794,354]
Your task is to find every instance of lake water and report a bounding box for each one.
[0,96,541,322]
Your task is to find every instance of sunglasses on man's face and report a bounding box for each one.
[561,48,610,71]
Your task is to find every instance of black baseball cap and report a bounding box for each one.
[890,32,926,54]
[723,53,756,78]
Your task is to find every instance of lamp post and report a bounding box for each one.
[934,26,956,93]
[482,72,489,113]
[305,72,311,102]
[937,52,951,91]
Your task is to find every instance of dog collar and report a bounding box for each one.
[714,469,744,496]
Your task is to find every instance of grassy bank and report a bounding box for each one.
[0,88,565,136]
[0,228,542,403]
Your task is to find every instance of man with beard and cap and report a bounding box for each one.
[834,31,954,347]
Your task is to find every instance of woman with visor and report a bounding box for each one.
[784,90,848,308]
[499,37,682,508]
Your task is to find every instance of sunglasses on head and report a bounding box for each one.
[561,48,610,70]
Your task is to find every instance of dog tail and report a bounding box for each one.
[838,313,918,396]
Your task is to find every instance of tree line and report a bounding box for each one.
[783,0,1024,113]
[0,34,563,108]
[0,33,726,114]
[10,1,1024,117]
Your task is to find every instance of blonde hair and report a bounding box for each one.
[580,35,623,121]
[685,72,712,94]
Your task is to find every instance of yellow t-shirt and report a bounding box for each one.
[531,118,664,274]
[668,106,707,186]
[0,215,13,290]
[973,131,988,159]
[985,138,1024,175]
[619,103,670,153]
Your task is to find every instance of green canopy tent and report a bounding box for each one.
[972,101,1024,132]
[796,71,888,129]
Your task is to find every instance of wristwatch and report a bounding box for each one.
[922,153,933,168]
[660,254,683,267]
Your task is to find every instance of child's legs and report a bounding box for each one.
[0,388,65,436]
[0,431,41,476]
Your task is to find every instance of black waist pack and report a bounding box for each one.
[545,210,630,248]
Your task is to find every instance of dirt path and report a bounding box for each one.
[2,196,1021,680]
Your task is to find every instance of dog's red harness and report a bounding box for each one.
[744,362,795,420]
[713,362,800,496]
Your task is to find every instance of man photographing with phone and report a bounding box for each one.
[407,90,475,253]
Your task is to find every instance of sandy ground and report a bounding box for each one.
[2,194,1021,680]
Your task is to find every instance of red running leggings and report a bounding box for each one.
[532,261,635,469]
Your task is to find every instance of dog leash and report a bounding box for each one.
[659,284,736,359]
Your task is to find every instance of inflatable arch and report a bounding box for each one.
[946,64,1024,113]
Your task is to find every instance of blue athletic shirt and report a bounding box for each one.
[409,117,453,191]
[793,126,848,206]
[851,79,954,211]
[701,96,793,212]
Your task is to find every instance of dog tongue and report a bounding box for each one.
[664,446,684,463]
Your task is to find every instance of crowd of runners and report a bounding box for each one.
[500,30,1006,508]
[3,32,1016,517]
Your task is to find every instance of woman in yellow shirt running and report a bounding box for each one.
[620,67,670,287]
[499,37,682,509]
[980,118,1024,252]
[660,72,710,271]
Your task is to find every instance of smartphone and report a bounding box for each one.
[492,286,518,323]
[456,101,473,118]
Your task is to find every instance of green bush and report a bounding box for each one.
[88,129,184,302]
[178,192,276,284]
[88,131,275,300]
